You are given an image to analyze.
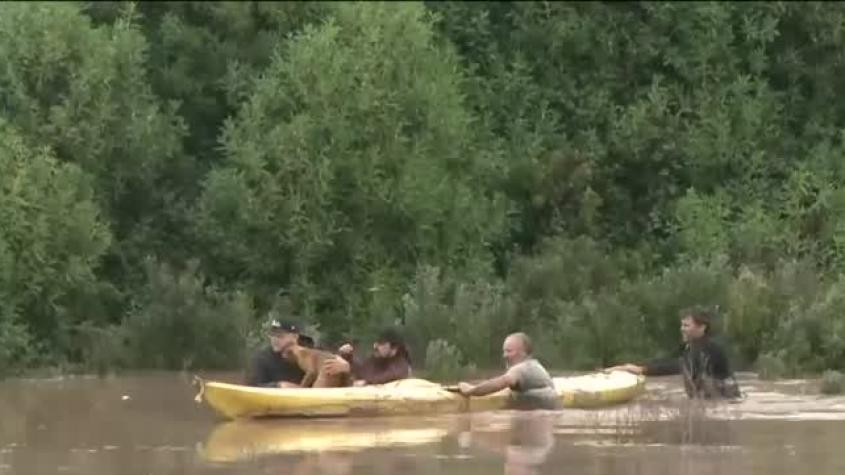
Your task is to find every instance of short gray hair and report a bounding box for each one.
[507,332,533,355]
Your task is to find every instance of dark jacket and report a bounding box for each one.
[643,337,742,400]
[344,353,411,385]
[244,346,304,387]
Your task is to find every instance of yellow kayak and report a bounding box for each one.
[201,418,458,463]
[194,371,645,420]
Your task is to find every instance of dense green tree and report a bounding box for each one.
[4,2,845,375]
[0,2,192,298]
[0,120,111,366]
[83,1,330,163]
[195,2,509,340]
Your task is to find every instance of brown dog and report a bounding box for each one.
[283,344,351,388]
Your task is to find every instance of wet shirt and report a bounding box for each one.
[505,359,560,410]
[644,337,742,399]
[244,346,305,387]
[348,354,411,385]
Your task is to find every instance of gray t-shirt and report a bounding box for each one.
[505,358,560,410]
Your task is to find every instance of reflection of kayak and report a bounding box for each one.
[200,418,453,463]
[194,372,645,420]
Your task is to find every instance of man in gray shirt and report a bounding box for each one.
[458,332,560,410]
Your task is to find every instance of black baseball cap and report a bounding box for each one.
[268,320,299,334]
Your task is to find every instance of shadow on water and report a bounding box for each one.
[2,372,845,474]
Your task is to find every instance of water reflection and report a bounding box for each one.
[474,412,555,475]
[200,411,560,474]
[3,373,845,475]
[201,417,455,462]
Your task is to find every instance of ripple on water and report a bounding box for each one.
[152,445,191,452]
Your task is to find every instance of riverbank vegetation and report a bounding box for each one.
[3,2,845,379]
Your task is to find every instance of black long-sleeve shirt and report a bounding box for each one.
[642,337,741,399]
[244,346,305,387]
[342,353,411,385]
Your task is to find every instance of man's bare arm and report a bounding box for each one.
[459,373,515,397]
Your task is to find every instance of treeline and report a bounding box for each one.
[3,1,845,378]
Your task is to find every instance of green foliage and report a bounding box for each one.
[0,120,111,365]
[0,317,34,377]
[83,1,330,163]
[0,2,191,293]
[196,2,509,338]
[402,265,513,369]
[423,339,476,383]
[68,321,128,376]
[820,370,845,395]
[772,275,845,373]
[756,354,789,381]
[8,2,845,377]
[122,259,253,370]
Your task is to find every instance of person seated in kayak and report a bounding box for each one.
[244,319,314,388]
[457,332,560,410]
[605,307,742,400]
[323,328,412,386]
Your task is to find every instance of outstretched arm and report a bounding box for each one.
[459,373,516,397]
[606,356,682,377]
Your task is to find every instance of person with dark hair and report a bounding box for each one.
[457,332,559,410]
[244,319,315,388]
[323,328,412,386]
[605,307,742,400]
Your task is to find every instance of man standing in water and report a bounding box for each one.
[457,332,560,410]
[606,307,742,400]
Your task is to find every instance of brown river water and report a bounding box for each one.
[1,372,844,475]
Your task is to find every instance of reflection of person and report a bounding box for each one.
[605,307,742,400]
[244,320,312,388]
[505,413,555,475]
[458,333,559,410]
[323,328,412,386]
[458,412,555,475]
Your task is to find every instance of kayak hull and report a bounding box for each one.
[194,372,645,420]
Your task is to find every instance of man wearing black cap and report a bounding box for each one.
[244,320,312,388]
[323,328,412,386]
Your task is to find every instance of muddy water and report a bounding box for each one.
[1,372,844,475]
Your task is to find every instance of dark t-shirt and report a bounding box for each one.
[244,346,305,387]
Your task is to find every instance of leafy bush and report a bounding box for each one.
[0,2,190,271]
[0,318,35,377]
[820,370,844,395]
[122,259,253,371]
[68,322,128,376]
[755,353,789,381]
[194,2,509,335]
[423,339,476,382]
[9,3,845,377]
[0,120,111,363]
[402,265,512,369]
